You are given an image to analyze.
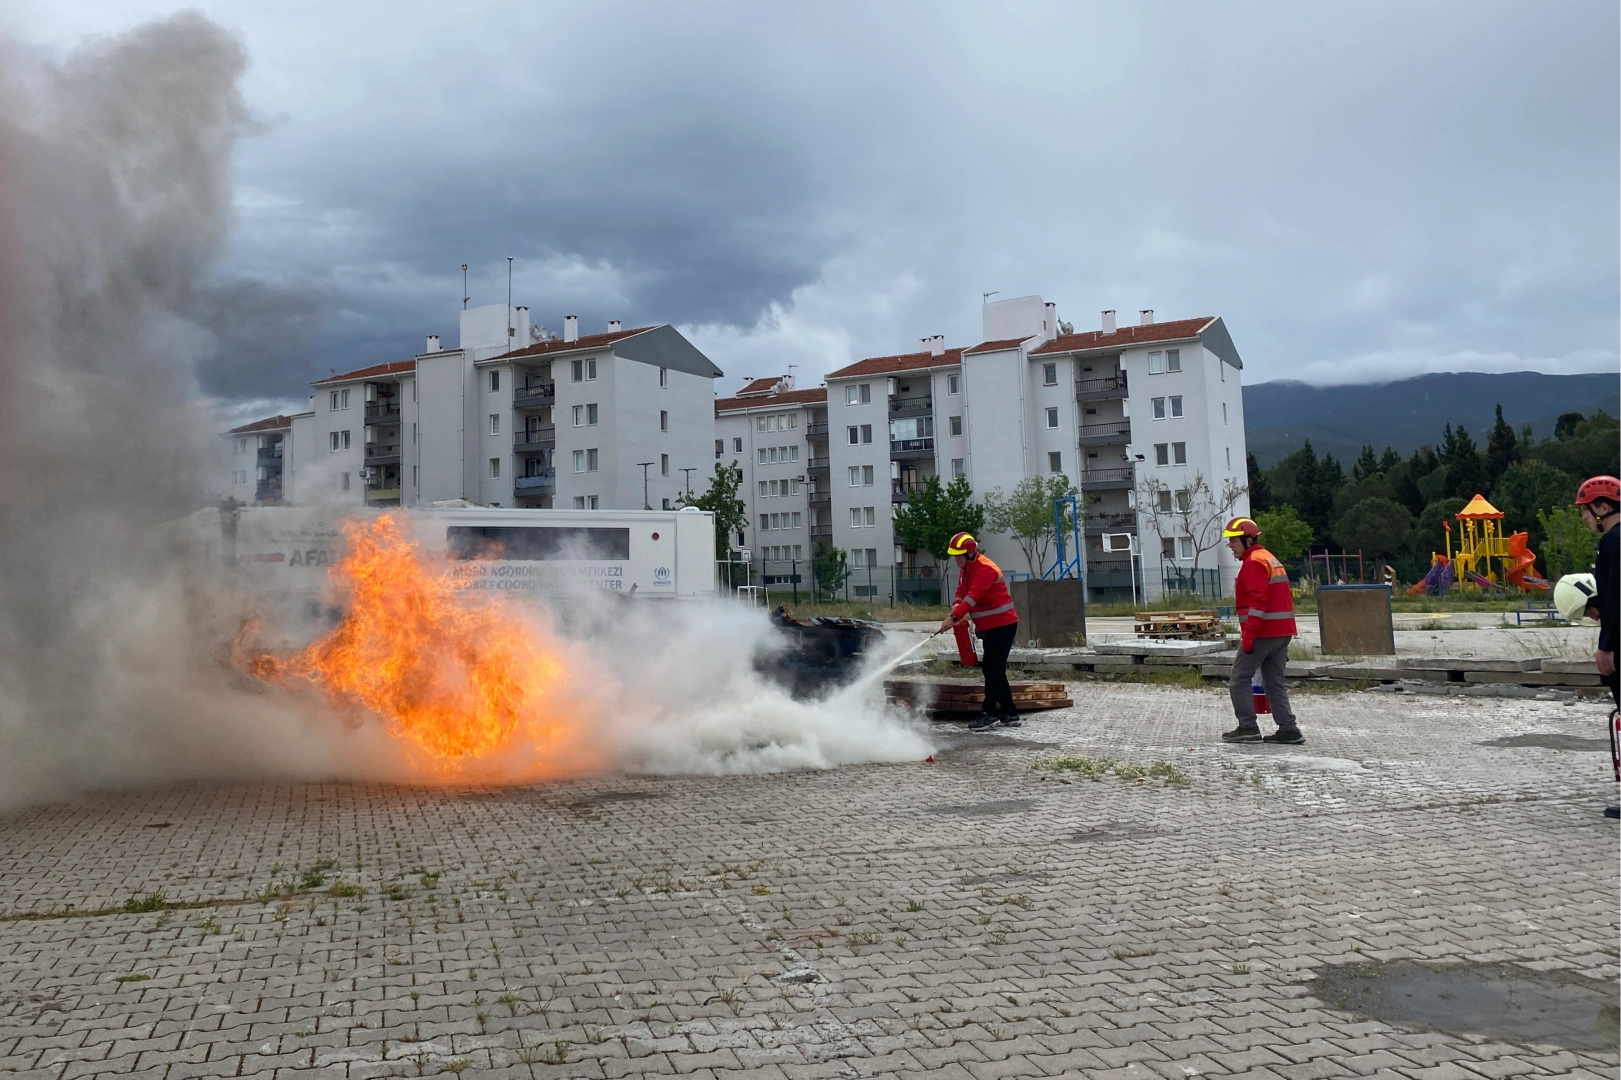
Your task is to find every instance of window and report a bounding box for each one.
[490,457,501,479]
[1045,407,1059,429]
[851,548,866,569]
[660,410,668,432]
[412,422,417,444]
[788,414,798,429]
[587,403,598,425]
[756,416,768,432]
[864,506,876,527]
[848,466,860,487]
[571,359,583,382]
[1048,451,1062,473]
[1170,396,1183,418]
[770,514,781,529]
[794,545,803,560]
[660,454,669,476]
[586,448,599,472]
[573,497,586,509]
[789,446,799,462]
[1155,443,1169,466]
[736,530,746,546]
[846,385,858,406]
[413,380,418,402]
[859,383,872,404]
[412,465,418,488]
[1152,397,1166,420]
[573,450,586,473]
[1226,447,1232,469]
[659,366,668,388]
[1222,402,1228,424]
[769,447,779,463]
[1167,349,1181,372]
[588,495,598,509]
[1173,442,1187,465]
[1161,537,1176,559]
[1157,489,1173,512]
[850,507,862,528]
[734,437,742,453]
[948,374,960,394]
[861,424,872,444]
[573,405,584,427]
[1179,536,1194,559]
[1040,363,1057,386]
[341,471,350,491]
[1175,488,1191,512]
[341,430,351,450]
[862,465,874,486]
[1220,361,1225,382]
[848,426,859,445]
[950,415,962,437]
[341,389,350,409]
[952,458,965,479]
[759,449,769,465]
[792,512,802,528]
[329,391,339,410]
[791,478,802,494]
[760,480,770,497]
[587,359,597,380]
[662,498,672,510]
[1148,351,1164,374]
[489,414,500,435]
[329,431,340,452]
[488,372,499,393]
[769,480,779,496]
[716,439,724,456]
[761,514,771,531]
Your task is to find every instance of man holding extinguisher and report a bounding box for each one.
[937,531,1020,731]
[1222,516,1304,744]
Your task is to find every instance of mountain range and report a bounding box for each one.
[1243,371,1617,466]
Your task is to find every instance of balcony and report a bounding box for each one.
[806,457,830,474]
[364,402,401,424]
[1084,511,1137,534]
[1077,420,1131,445]
[1075,373,1128,401]
[890,437,935,459]
[365,487,402,504]
[513,428,555,453]
[256,443,283,463]
[255,480,283,503]
[1080,467,1135,491]
[892,479,930,503]
[805,422,830,439]
[808,491,831,509]
[364,441,400,465]
[514,382,555,408]
[515,469,556,491]
[809,524,832,541]
[888,396,933,418]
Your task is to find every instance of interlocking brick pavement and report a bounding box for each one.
[1,683,1617,1078]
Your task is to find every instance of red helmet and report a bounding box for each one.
[1575,475,1621,509]
[1222,516,1261,539]
[946,531,979,557]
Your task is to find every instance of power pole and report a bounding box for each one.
[679,467,696,498]
[637,462,655,510]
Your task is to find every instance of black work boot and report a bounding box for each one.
[1264,728,1305,745]
[966,714,999,731]
[1221,726,1262,743]
[999,715,1022,728]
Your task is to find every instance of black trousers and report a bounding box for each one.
[978,622,1019,718]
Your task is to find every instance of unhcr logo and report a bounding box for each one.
[654,566,671,582]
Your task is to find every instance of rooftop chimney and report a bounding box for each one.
[1139,309,1154,326]
[925,334,946,357]
[563,315,578,343]
[1044,302,1058,341]
[1101,309,1117,335]
[607,319,622,334]
[425,334,440,353]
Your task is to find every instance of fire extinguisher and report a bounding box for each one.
[954,621,978,667]
[1251,671,1270,715]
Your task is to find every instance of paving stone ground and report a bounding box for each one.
[2,683,1617,1079]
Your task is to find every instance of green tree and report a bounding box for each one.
[892,475,985,560]
[1491,459,1574,548]
[812,544,851,596]
[1483,403,1520,487]
[1253,505,1314,566]
[1412,497,1469,561]
[1440,423,1486,500]
[1136,471,1248,581]
[1528,408,1619,482]
[982,474,1079,576]
[1352,445,1380,481]
[1378,446,1401,474]
[678,461,748,559]
[1537,505,1598,580]
[1246,452,1273,512]
[1334,497,1414,559]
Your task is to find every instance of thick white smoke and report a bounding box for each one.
[0,15,931,813]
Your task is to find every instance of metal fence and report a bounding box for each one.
[1161,566,1223,599]
[725,560,952,606]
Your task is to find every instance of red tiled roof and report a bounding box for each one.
[737,376,787,396]
[313,359,416,386]
[826,347,965,380]
[495,326,655,360]
[715,387,828,413]
[963,337,1031,355]
[228,414,294,434]
[1030,317,1213,355]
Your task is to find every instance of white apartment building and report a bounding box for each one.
[222,414,299,505]
[712,377,829,581]
[225,303,722,512]
[822,296,1248,601]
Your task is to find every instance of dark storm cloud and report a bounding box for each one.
[183,277,320,398]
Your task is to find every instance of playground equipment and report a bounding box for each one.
[1407,493,1549,595]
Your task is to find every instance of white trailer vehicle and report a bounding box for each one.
[195,506,717,621]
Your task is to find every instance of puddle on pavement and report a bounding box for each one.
[1306,960,1619,1051]
[1480,733,1610,752]
[928,798,1037,817]
[1067,821,1175,843]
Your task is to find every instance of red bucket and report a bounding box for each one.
[1251,672,1271,715]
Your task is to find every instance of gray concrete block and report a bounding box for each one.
[1463,670,1602,687]
[1399,657,1546,671]
[1539,658,1600,674]
[1092,639,1227,657]
[1326,665,1449,682]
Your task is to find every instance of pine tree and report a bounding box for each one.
[1445,425,1486,500]
[1353,445,1379,481]
[1378,446,1401,474]
[1247,452,1272,512]
[1483,403,1519,487]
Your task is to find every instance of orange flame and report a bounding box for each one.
[247,513,584,775]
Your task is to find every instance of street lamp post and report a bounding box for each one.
[679,467,696,499]
[636,462,654,510]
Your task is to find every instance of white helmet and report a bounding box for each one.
[1553,573,1597,622]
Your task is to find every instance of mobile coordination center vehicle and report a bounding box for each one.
[193,505,718,609]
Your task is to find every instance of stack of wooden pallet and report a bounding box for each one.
[884,679,1073,715]
[1134,610,1222,640]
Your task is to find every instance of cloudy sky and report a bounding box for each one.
[10,1,1618,411]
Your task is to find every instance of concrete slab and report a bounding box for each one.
[1092,639,1227,657]
[1541,658,1601,674]
[1327,664,1450,682]
[1399,657,1547,672]
[1465,670,1603,687]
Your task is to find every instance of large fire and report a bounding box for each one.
[244,514,586,776]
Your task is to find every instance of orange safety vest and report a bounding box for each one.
[1235,545,1297,647]
[951,554,1018,632]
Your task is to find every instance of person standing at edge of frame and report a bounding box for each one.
[938,531,1020,732]
[1573,475,1620,820]
[1221,516,1304,745]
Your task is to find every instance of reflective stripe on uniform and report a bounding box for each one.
[970,602,1015,621]
[1247,609,1295,620]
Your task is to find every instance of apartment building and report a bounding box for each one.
[821,296,1248,601]
[222,414,299,505]
[712,377,829,580]
[223,303,722,512]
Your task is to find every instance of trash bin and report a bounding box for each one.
[1317,584,1394,656]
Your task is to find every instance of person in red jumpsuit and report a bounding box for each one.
[1222,516,1303,744]
[937,531,1020,731]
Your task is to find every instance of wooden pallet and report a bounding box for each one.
[884,679,1073,714]
[1134,610,1222,640]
